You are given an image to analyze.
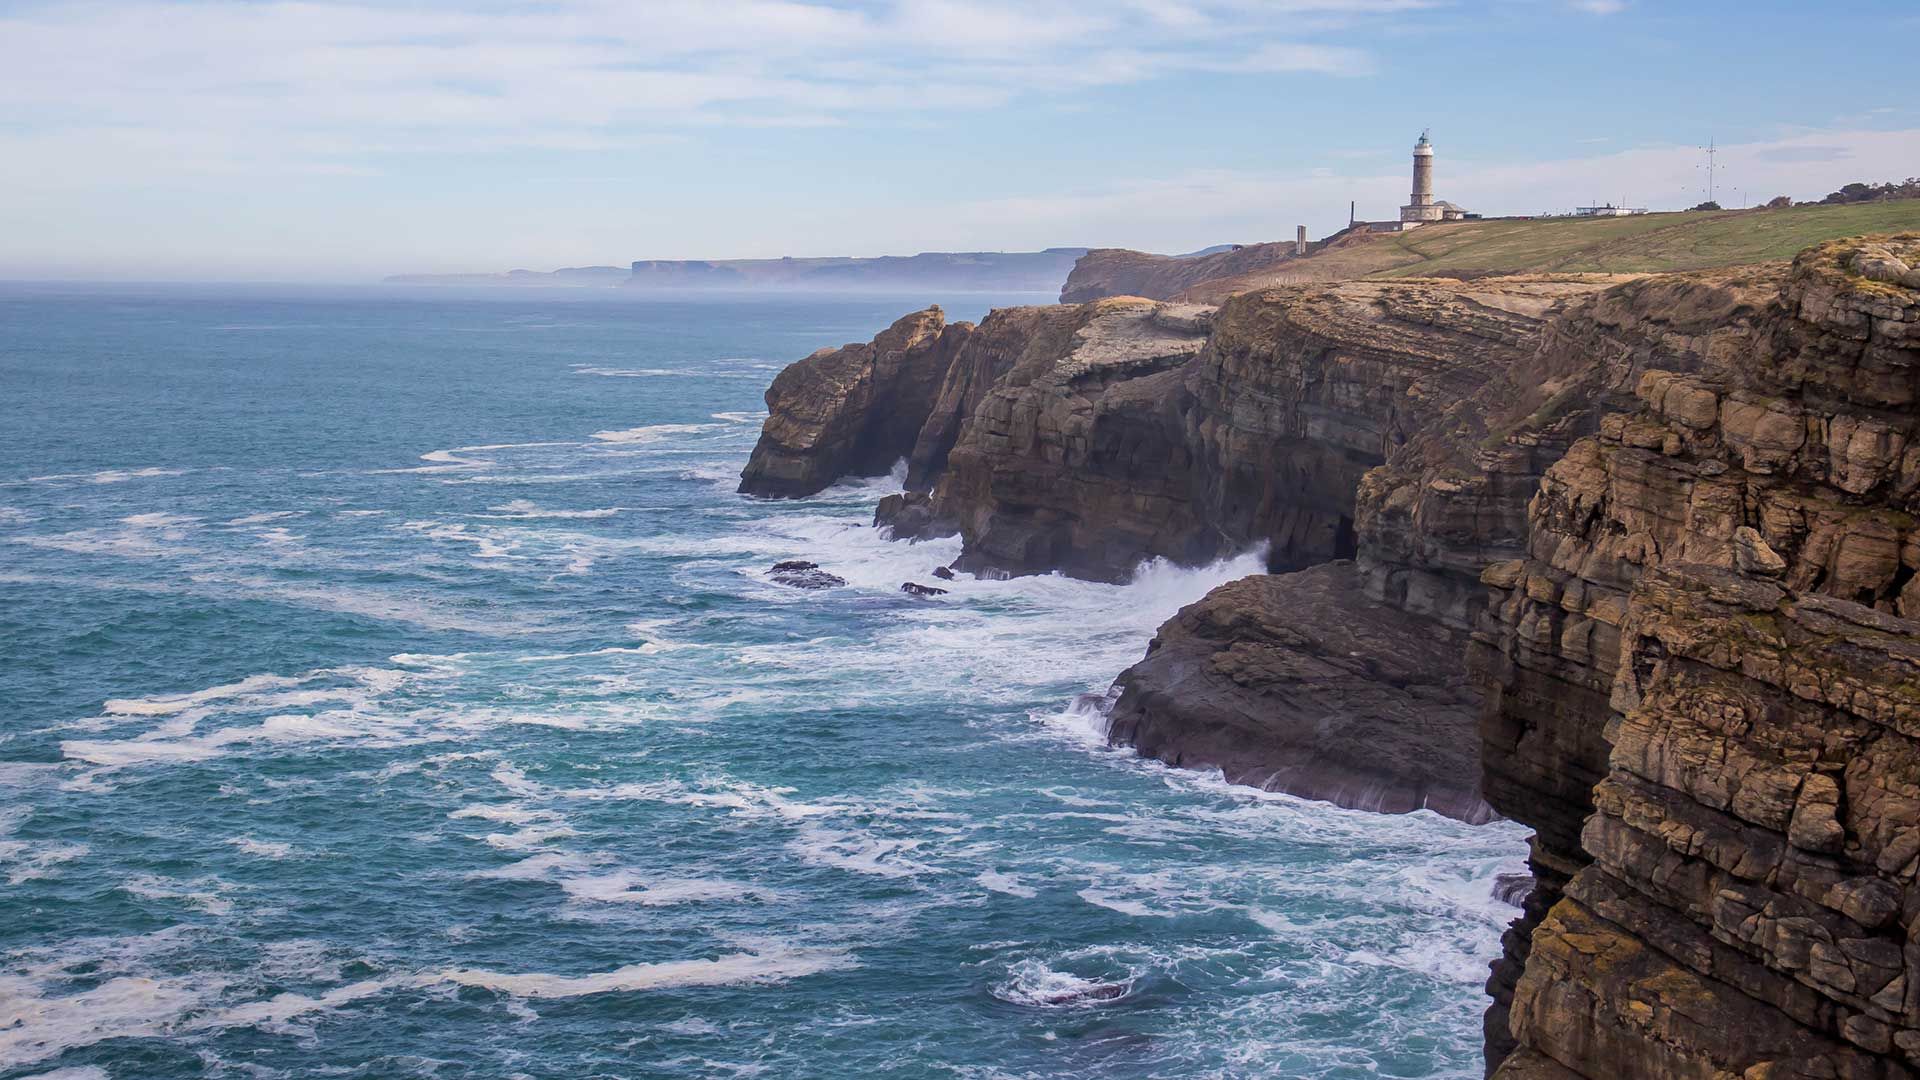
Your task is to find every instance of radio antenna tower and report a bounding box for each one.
[1698,138,1723,205]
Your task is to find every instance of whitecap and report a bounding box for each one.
[467,852,597,882]
[119,875,234,916]
[0,842,90,885]
[0,973,209,1069]
[227,837,294,859]
[990,958,1134,1009]
[438,947,854,998]
[482,499,623,520]
[103,673,311,717]
[589,423,723,445]
[975,870,1038,899]
[26,466,189,485]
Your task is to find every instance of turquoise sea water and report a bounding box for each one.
[0,283,1527,1080]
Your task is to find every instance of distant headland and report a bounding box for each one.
[384,248,1102,292]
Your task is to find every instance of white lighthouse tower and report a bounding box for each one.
[1400,131,1443,225]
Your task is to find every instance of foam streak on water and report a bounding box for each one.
[0,284,1524,1080]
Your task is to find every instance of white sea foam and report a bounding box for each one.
[0,973,210,1069]
[439,947,854,998]
[589,423,722,445]
[20,1067,113,1080]
[376,442,577,475]
[26,466,188,485]
[468,852,598,881]
[120,874,235,916]
[188,977,396,1033]
[483,499,623,519]
[991,958,1134,1009]
[228,837,295,859]
[571,365,700,378]
[0,842,90,885]
[104,672,313,716]
[560,871,761,906]
[0,507,32,526]
[975,870,1038,899]
[710,411,766,424]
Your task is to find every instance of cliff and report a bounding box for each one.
[738,306,969,498]
[1475,236,1920,1077]
[738,232,1920,1075]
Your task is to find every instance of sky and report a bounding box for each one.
[2,0,1918,281]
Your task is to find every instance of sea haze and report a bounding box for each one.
[0,283,1527,1078]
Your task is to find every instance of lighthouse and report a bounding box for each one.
[1400,131,1444,224]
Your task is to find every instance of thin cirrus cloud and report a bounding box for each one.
[0,0,1406,173]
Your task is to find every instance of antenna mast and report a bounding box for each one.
[1698,138,1723,205]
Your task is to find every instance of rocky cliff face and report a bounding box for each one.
[738,306,969,497]
[920,277,1600,582]
[740,234,1920,1076]
[1476,236,1920,1077]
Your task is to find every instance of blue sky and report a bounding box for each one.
[2,0,1917,280]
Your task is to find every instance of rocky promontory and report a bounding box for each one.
[1106,562,1495,821]
[739,232,1920,1076]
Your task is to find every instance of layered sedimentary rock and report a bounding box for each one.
[738,306,969,497]
[741,235,1920,1076]
[907,305,1073,489]
[1106,562,1495,822]
[1476,236,1920,1077]
[927,277,1600,582]
[923,297,1215,581]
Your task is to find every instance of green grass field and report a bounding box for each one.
[1367,200,1920,278]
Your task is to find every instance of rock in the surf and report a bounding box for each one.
[900,582,948,597]
[768,560,847,589]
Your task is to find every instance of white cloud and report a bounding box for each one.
[0,0,1407,178]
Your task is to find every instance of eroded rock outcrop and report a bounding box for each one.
[923,297,1214,581]
[1476,236,1920,1077]
[929,278,1601,582]
[739,306,970,497]
[1106,562,1495,822]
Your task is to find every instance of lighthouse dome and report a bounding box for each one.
[1413,131,1433,156]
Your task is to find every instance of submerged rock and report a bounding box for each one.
[899,582,948,597]
[931,566,956,581]
[767,561,847,589]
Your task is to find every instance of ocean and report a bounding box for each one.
[0,283,1528,1079]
